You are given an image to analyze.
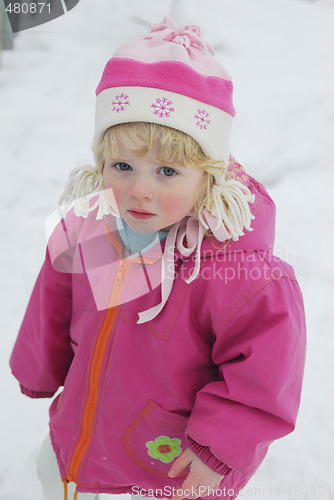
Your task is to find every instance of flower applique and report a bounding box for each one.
[151,97,175,118]
[145,435,182,464]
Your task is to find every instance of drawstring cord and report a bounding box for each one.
[63,479,68,500]
[62,478,79,500]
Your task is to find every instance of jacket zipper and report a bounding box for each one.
[65,259,133,484]
[64,224,161,487]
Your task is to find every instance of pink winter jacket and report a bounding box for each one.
[10,172,306,499]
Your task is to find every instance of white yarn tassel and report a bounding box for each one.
[58,165,118,219]
[206,177,255,241]
[58,165,100,205]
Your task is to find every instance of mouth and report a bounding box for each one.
[128,209,156,220]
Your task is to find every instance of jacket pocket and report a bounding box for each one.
[123,400,189,477]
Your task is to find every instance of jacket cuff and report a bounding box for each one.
[20,384,56,399]
[187,437,232,476]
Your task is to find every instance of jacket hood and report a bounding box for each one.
[198,175,276,258]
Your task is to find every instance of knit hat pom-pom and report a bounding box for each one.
[147,16,215,55]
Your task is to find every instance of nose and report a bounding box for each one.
[128,174,154,201]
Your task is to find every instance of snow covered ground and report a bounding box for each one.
[1,0,333,499]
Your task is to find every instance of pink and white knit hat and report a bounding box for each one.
[59,17,254,242]
[93,16,235,167]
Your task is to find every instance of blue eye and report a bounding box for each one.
[160,166,177,177]
[114,162,132,171]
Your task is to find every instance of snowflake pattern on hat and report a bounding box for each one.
[112,93,130,113]
[194,109,210,129]
[151,97,175,118]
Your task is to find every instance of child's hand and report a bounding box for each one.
[168,447,224,500]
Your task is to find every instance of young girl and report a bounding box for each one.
[10,17,306,500]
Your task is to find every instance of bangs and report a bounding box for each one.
[99,122,209,169]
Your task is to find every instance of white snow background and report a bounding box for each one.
[0,0,333,499]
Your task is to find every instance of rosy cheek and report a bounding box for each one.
[103,173,121,199]
[160,194,190,218]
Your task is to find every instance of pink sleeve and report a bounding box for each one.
[186,274,306,477]
[187,437,232,476]
[10,248,74,397]
[19,384,57,399]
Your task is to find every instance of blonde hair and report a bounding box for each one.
[59,122,254,239]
